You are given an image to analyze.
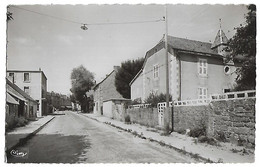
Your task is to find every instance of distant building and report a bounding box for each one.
[46,91,72,111]
[7,69,47,117]
[93,66,129,117]
[130,29,241,102]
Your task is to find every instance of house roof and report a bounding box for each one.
[93,70,115,90]
[167,36,219,55]
[6,78,37,103]
[129,69,142,86]
[6,93,19,105]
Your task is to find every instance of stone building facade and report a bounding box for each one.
[93,66,126,115]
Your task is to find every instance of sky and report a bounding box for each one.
[5,4,249,95]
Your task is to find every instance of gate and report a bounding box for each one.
[157,103,166,126]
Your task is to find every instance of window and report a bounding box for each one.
[198,87,207,99]
[24,86,30,94]
[24,73,30,82]
[153,64,159,79]
[9,73,15,83]
[198,59,207,76]
[224,89,231,93]
[224,66,231,75]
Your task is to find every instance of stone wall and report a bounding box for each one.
[208,98,255,147]
[125,108,158,127]
[121,98,255,147]
[168,98,256,147]
[169,105,210,132]
[111,101,125,121]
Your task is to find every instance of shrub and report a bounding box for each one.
[131,98,142,105]
[198,135,218,146]
[125,115,131,123]
[16,117,29,127]
[144,93,172,108]
[176,129,186,135]
[188,120,207,138]
[215,131,227,142]
[188,127,206,138]
[5,116,29,131]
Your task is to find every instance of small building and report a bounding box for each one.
[7,69,47,117]
[130,29,241,102]
[93,66,129,116]
[6,78,38,120]
[103,98,130,120]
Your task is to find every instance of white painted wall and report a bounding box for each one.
[7,71,46,117]
[103,100,113,118]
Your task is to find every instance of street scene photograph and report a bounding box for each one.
[4,2,256,164]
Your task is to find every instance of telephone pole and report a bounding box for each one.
[164,4,170,131]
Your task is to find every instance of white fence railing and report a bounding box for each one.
[157,99,211,107]
[128,103,151,109]
[211,90,256,100]
[130,90,256,109]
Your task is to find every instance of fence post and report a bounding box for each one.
[171,101,174,132]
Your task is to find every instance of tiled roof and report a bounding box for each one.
[6,78,37,103]
[211,30,228,48]
[167,36,219,55]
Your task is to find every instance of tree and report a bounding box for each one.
[70,65,95,113]
[115,58,145,99]
[228,4,256,90]
[69,94,76,103]
[145,93,172,108]
[7,6,13,22]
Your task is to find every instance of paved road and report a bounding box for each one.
[7,111,197,163]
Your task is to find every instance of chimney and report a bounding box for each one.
[113,66,120,71]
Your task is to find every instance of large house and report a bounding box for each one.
[7,69,48,117]
[130,29,241,102]
[93,66,129,118]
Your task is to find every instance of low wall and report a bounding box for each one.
[170,105,209,132]
[169,98,255,147]
[208,98,255,147]
[111,102,125,121]
[125,108,158,127]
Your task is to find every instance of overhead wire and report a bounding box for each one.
[10,5,164,27]
[11,6,84,25]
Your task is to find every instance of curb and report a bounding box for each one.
[82,114,214,163]
[6,116,56,157]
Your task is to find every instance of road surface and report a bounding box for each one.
[7,111,198,163]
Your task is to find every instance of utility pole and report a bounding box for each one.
[164,4,170,131]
